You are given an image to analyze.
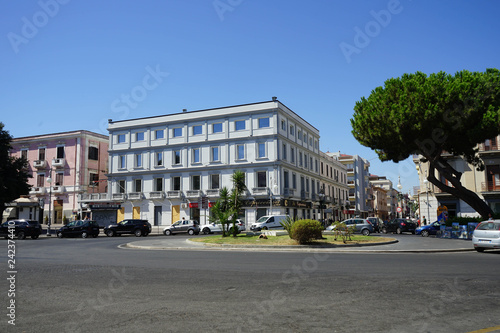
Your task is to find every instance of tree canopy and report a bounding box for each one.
[0,123,31,219]
[351,69,500,217]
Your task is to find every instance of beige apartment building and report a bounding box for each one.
[414,136,500,221]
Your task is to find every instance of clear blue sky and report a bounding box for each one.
[1,0,499,194]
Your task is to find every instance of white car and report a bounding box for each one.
[472,220,500,252]
[199,220,245,235]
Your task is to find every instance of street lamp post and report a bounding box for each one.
[423,178,430,225]
[46,172,53,236]
[269,187,273,215]
[318,191,325,228]
[269,176,277,215]
[408,190,413,218]
[397,176,403,218]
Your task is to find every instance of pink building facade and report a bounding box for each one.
[10,130,108,224]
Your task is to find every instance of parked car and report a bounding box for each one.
[472,220,500,252]
[382,218,417,234]
[326,218,373,236]
[367,217,383,233]
[163,219,200,236]
[0,219,42,239]
[250,215,289,231]
[415,221,444,237]
[104,219,151,237]
[199,219,245,235]
[56,220,100,238]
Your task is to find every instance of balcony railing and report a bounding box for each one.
[52,158,65,168]
[252,187,268,195]
[167,191,183,199]
[112,193,126,201]
[80,193,109,201]
[301,190,309,200]
[283,188,294,198]
[33,160,46,169]
[482,181,500,192]
[30,187,46,195]
[149,191,165,199]
[52,186,65,193]
[479,143,499,152]
[128,192,143,200]
[185,190,202,198]
[206,189,220,197]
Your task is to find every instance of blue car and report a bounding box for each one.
[415,221,444,237]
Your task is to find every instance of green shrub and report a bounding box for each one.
[290,219,323,244]
[332,221,356,243]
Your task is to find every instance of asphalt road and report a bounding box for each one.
[1,235,499,333]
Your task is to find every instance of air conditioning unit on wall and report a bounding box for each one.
[181,203,188,209]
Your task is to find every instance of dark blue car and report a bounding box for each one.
[415,221,444,237]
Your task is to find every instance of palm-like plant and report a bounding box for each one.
[210,187,232,237]
[228,170,247,237]
[209,170,248,237]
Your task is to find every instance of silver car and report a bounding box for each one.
[472,220,500,252]
[163,219,200,236]
[327,218,373,236]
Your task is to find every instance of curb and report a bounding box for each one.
[187,238,400,248]
[120,238,475,253]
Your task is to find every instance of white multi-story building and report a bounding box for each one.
[102,99,324,228]
[319,152,349,222]
[328,152,371,217]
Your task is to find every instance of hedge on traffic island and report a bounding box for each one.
[289,219,324,245]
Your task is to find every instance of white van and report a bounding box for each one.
[250,215,289,231]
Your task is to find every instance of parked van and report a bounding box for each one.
[250,215,289,231]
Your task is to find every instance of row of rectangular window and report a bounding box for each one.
[118,170,273,193]
[280,119,319,149]
[22,146,100,162]
[116,117,271,144]
[117,170,326,197]
[282,143,318,172]
[118,144,269,169]
[118,174,221,193]
[35,172,99,187]
[320,161,347,183]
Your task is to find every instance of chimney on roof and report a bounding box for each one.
[272,96,277,101]
[182,109,187,113]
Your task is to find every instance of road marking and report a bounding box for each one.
[468,325,500,333]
